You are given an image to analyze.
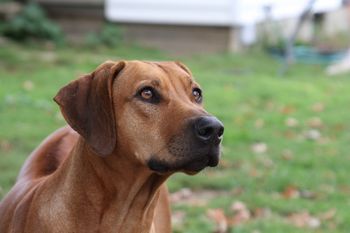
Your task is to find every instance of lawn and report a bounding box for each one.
[1,41,350,232]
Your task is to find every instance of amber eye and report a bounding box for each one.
[192,88,202,103]
[140,87,154,100]
[137,86,161,104]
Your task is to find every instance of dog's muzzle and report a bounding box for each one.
[147,116,224,173]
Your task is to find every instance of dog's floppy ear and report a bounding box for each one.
[54,61,126,156]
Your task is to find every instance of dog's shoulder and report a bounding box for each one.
[17,126,79,182]
[0,127,79,232]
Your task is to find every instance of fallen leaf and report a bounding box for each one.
[265,101,275,111]
[333,123,345,132]
[39,51,57,62]
[171,210,186,227]
[170,188,192,203]
[207,208,228,233]
[285,117,299,127]
[230,201,251,225]
[251,142,268,154]
[317,136,330,145]
[304,129,321,141]
[0,140,12,153]
[283,130,297,139]
[282,185,300,199]
[307,117,323,128]
[339,185,350,195]
[287,211,321,229]
[22,80,34,91]
[311,103,325,113]
[253,208,272,219]
[319,208,336,221]
[255,119,265,129]
[170,189,228,207]
[231,187,245,196]
[257,155,274,168]
[219,159,233,169]
[249,167,261,178]
[281,149,294,160]
[299,190,317,199]
[280,105,296,115]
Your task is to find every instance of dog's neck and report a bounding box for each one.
[53,138,168,233]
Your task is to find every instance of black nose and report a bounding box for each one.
[194,116,224,144]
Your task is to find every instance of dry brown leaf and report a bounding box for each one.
[171,210,186,227]
[255,119,265,129]
[231,187,245,196]
[171,189,228,207]
[281,149,294,160]
[170,188,192,203]
[219,159,233,169]
[283,130,297,140]
[319,208,336,221]
[249,167,261,178]
[253,208,272,219]
[257,155,274,168]
[280,105,296,115]
[0,140,12,153]
[299,190,317,199]
[207,208,228,233]
[311,103,325,112]
[229,201,251,226]
[265,101,275,111]
[307,117,323,128]
[287,211,321,229]
[282,185,300,199]
[23,80,34,91]
[339,185,350,195]
[251,142,267,154]
[285,117,299,127]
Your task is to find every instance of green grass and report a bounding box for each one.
[1,42,350,232]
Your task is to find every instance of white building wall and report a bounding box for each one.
[106,0,342,26]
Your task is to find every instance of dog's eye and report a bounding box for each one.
[140,88,154,100]
[137,86,160,104]
[192,88,202,103]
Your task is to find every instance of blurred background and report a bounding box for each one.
[1,0,350,232]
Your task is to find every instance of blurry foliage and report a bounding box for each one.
[85,24,123,48]
[313,32,350,52]
[0,3,63,43]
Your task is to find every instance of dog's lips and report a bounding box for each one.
[184,157,209,172]
[148,142,222,174]
[205,144,221,167]
[207,152,220,167]
[184,146,221,172]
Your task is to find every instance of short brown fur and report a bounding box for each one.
[0,60,222,233]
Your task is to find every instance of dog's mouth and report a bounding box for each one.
[184,146,221,173]
[147,144,221,174]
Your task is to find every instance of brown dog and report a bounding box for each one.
[0,61,224,233]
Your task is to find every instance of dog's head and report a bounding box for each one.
[54,61,224,174]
